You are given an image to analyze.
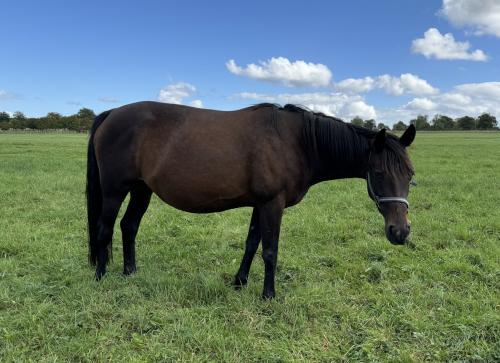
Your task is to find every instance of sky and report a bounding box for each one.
[1,0,499,125]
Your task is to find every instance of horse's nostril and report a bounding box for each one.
[388,224,409,244]
[392,225,403,239]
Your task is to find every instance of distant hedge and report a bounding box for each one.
[1,108,499,132]
[352,113,498,131]
[0,108,95,132]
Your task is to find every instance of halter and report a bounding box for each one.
[366,172,410,210]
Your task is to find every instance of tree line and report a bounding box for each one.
[0,109,95,131]
[350,113,498,131]
[0,108,498,132]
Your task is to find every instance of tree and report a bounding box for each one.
[46,112,62,120]
[0,111,10,122]
[456,116,476,130]
[0,109,98,130]
[432,114,455,130]
[476,113,497,129]
[410,115,430,130]
[45,112,64,128]
[13,111,26,120]
[364,119,376,130]
[392,121,407,131]
[377,123,389,130]
[76,108,95,130]
[77,108,95,120]
[9,117,26,129]
[69,116,84,130]
[24,118,38,129]
[351,116,364,127]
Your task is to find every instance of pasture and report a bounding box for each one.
[0,132,499,361]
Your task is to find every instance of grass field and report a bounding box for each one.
[0,132,499,362]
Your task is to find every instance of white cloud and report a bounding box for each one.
[441,0,500,37]
[439,92,471,105]
[157,82,203,107]
[335,73,438,96]
[236,81,500,126]
[66,101,82,106]
[0,90,18,100]
[236,91,376,120]
[335,77,375,93]
[158,82,195,104]
[411,28,487,61]
[454,81,500,99]
[379,81,500,124]
[378,73,439,95]
[404,97,437,110]
[227,58,437,97]
[226,57,332,87]
[436,82,500,116]
[190,99,203,108]
[343,101,377,120]
[373,75,405,95]
[98,96,119,104]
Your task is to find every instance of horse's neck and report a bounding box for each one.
[305,117,371,183]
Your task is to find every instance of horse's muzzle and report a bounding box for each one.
[386,224,410,245]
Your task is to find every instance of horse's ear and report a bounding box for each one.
[373,128,386,152]
[400,124,416,147]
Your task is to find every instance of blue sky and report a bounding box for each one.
[1,0,499,125]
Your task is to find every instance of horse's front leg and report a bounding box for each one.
[234,208,261,288]
[259,195,285,299]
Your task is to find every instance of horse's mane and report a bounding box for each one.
[251,103,413,177]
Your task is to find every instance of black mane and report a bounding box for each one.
[252,103,413,178]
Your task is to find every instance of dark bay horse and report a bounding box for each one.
[86,102,416,299]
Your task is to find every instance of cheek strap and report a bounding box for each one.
[367,172,409,210]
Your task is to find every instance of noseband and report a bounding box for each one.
[366,171,410,210]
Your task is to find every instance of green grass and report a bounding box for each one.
[0,132,499,362]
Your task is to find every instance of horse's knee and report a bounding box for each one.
[120,219,139,240]
[97,223,113,244]
[262,249,276,265]
[95,219,114,268]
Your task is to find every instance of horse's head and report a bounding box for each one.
[367,125,416,245]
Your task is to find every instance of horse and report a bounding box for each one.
[86,102,416,299]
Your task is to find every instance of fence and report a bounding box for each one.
[0,128,87,134]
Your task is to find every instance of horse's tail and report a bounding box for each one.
[86,109,113,265]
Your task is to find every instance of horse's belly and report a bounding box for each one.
[140,127,263,212]
[158,193,251,213]
[146,164,252,213]
[153,185,252,213]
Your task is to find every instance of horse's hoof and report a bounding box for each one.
[95,271,105,281]
[233,275,247,290]
[262,290,275,300]
[123,266,137,276]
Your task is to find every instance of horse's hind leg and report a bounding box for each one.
[120,181,152,275]
[259,196,285,299]
[95,191,127,280]
[234,208,261,288]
